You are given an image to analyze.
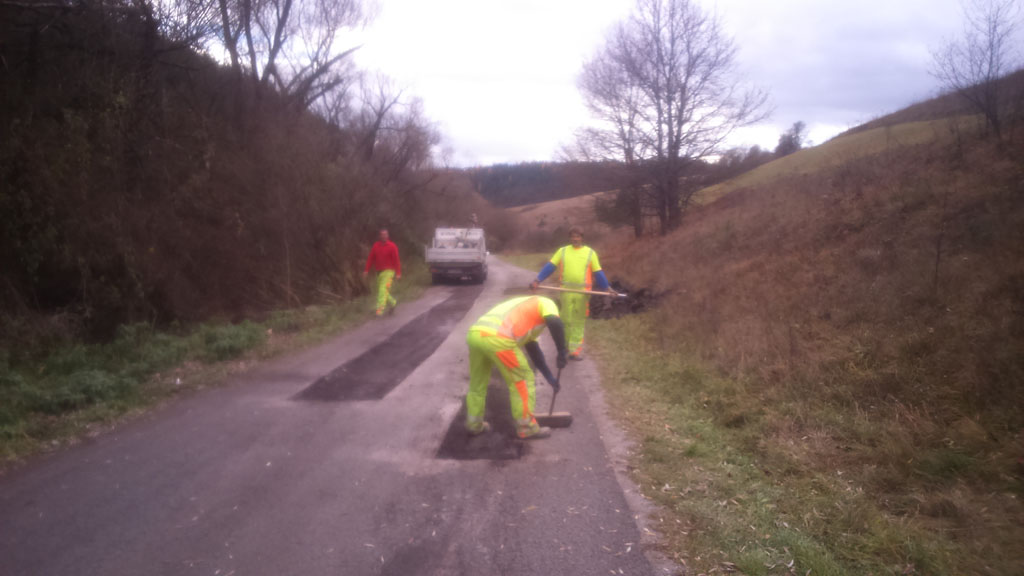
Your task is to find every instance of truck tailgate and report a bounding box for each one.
[425,249,484,264]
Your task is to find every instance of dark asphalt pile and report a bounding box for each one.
[590,280,658,319]
[436,379,529,461]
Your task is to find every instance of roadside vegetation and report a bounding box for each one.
[496,252,554,272]
[0,264,429,465]
[0,0,516,463]
[588,112,1023,573]
[0,1,511,340]
[592,311,1021,575]
[574,5,1024,569]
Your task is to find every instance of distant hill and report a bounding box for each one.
[460,161,620,207]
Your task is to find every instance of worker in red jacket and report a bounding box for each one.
[363,229,401,316]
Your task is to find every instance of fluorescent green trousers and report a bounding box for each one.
[375,269,397,314]
[560,292,589,356]
[465,329,541,437]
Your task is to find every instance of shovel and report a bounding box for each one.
[534,285,627,298]
[535,366,573,428]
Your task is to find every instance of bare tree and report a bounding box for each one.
[151,0,220,50]
[354,74,405,162]
[211,0,368,110]
[574,38,652,236]
[932,0,1022,140]
[577,0,769,235]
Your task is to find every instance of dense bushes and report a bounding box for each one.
[0,2,500,349]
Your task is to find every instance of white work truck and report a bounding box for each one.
[425,227,488,284]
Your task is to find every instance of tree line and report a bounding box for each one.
[460,161,621,208]
[462,120,805,212]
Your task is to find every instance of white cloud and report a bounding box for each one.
[351,0,964,166]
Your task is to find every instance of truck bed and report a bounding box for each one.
[425,248,485,264]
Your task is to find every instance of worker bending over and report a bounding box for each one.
[465,296,568,439]
[530,226,609,360]
[363,228,401,316]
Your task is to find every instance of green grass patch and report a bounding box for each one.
[193,322,266,362]
[589,313,976,575]
[497,251,552,272]
[0,261,429,464]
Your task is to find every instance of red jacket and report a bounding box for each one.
[365,241,401,275]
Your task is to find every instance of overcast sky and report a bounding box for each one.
[349,0,966,166]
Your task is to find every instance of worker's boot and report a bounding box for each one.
[519,426,552,440]
[467,421,491,436]
[516,420,551,440]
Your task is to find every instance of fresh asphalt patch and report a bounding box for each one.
[294,284,485,402]
[436,377,530,461]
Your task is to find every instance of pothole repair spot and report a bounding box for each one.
[436,379,530,461]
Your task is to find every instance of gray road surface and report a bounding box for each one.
[0,258,671,575]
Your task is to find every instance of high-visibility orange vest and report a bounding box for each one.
[470,296,560,346]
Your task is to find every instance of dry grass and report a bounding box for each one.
[695,115,983,206]
[594,127,1024,574]
[505,191,633,252]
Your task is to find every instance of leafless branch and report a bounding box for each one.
[576,0,770,235]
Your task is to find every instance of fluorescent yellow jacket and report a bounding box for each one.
[549,245,602,289]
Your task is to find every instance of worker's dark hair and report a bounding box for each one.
[569,226,584,237]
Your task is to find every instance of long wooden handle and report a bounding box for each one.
[548,366,562,416]
[536,285,626,298]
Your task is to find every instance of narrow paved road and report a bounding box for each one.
[0,259,668,575]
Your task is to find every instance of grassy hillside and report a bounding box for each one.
[844,69,1024,136]
[505,191,632,252]
[591,106,1024,573]
[695,115,980,205]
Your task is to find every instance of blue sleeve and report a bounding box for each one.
[536,262,557,282]
[594,270,610,291]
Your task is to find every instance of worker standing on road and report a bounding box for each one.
[529,226,610,360]
[363,228,401,317]
[465,296,569,439]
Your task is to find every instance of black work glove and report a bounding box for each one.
[548,374,560,392]
[529,280,539,291]
[556,351,568,370]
